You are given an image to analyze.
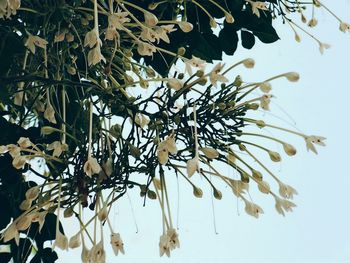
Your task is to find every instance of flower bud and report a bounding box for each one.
[268,151,281,162]
[19,199,32,211]
[210,18,217,28]
[16,215,32,231]
[259,82,272,93]
[25,186,40,200]
[227,152,236,165]
[284,72,300,82]
[69,232,81,249]
[255,120,266,128]
[167,78,183,91]
[200,147,219,159]
[177,47,186,56]
[178,21,193,33]
[144,12,158,27]
[193,186,203,198]
[225,13,234,23]
[283,143,297,156]
[41,126,56,135]
[252,170,263,181]
[242,58,255,68]
[213,188,222,200]
[64,207,74,218]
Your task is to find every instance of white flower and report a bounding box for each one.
[81,244,91,263]
[54,230,68,250]
[200,147,219,159]
[137,41,156,56]
[305,135,326,154]
[144,11,158,27]
[69,232,81,249]
[339,21,350,33]
[110,233,125,256]
[140,27,158,42]
[167,228,180,250]
[257,180,270,194]
[24,34,48,54]
[1,223,19,246]
[105,27,120,42]
[17,137,32,149]
[84,157,102,177]
[260,94,272,111]
[159,234,171,257]
[185,55,206,75]
[84,28,100,48]
[108,9,130,30]
[274,196,296,216]
[12,155,27,169]
[134,113,150,129]
[248,1,268,18]
[278,182,298,199]
[47,141,68,157]
[186,156,199,178]
[167,78,183,91]
[16,214,32,231]
[319,42,331,54]
[90,241,105,263]
[244,200,264,218]
[157,133,178,165]
[44,101,57,124]
[178,21,193,33]
[7,144,21,157]
[155,24,177,43]
[209,63,229,87]
[88,44,106,66]
[229,179,249,196]
[0,145,8,154]
[31,211,47,233]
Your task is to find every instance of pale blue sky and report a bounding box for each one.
[58,1,350,262]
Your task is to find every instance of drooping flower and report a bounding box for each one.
[16,214,32,231]
[209,63,229,87]
[12,155,27,169]
[248,1,268,18]
[260,94,272,110]
[185,55,206,75]
[69,232,81,249]
[110,233,125,256]
[108,9,130,30]
[83,157,102,177]
[155,24,177,43]
[159,234,171,257]
[157,133,178,165]
[186,156,199,178]
[24,34,48,54]
[31,211,47,233]
[44,101,57,124]
[278,182,298,199]
[274,196,296,216]
[137,41,157,56]
[88,44,106,66]
[47,141,68,157]
[229,179,249,196]
[308,18,318,27]
[339,21,350,32]
[167,228,180,250]
[304,135,326,154]
[167,78,183,91]
[54,230,69,250]
[319,42,331,54]
[257,180,270,194]
[90,241,106,263]
[81,244,91,263]
[1,223,19,245]
[17,137,32,149]
[244,200,264,218]
[84,28,100,48]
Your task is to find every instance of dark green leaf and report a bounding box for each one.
[241,30,255,49]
